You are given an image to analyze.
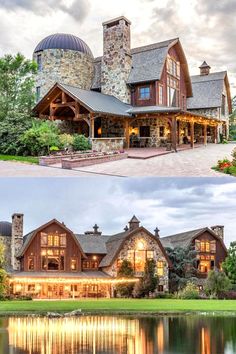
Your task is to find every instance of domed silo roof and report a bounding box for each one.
[34,33,93,57]
[0,221,12,237]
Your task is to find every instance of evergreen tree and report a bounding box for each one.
[133,259,159,298]
[116,259,135,298]
[222,242,236,284]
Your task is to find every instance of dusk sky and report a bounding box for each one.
[0,0,235,95]
[0,177,235,246]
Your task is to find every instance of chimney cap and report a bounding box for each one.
[199,61,211,69]
[12,213,24,218]
[103,16,131,27]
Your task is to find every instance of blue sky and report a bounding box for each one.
[0,177,235,245]
[0,0,235,94]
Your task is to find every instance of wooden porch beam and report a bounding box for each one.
[90,113,94,139]
[51,102,76,108]
[171,116,177,152]
[204,124,207,146]
[190,121,195,149]
[125,119,130,149]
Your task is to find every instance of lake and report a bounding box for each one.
[0,315,235,354]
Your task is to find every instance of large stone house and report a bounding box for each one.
[0,214,228,299]
[33,16,232,152]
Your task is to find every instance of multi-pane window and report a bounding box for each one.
[37,54,42,71]
[167,55,180,78]
[198,255,215,273]
[159,85,164,105]
[36,86,41,101]
[195,239,216,253]
[157,261,164,276]
[167,76,180,107]
[41,232,67,247]
[121,249,156,273]
[41,249,65,271]
[139,86,151,100]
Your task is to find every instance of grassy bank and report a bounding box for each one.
[0,155,39,164]
[0,299,236,315]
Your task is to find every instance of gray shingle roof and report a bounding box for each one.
[99,231,130,268]
[127,39,177,84]
[75,234,109,254]
[60,83,131,117]
[187,72,226,109]
[160,228,208,249]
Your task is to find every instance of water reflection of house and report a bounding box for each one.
[0,214,228,298]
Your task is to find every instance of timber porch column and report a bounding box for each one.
[190,121,195,148]
[171,116,177,152]
[89,113,94,139]
[125,119,130,149]
[203,124,207,146]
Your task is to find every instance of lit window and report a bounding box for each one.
[60,234,67,247]
[41,248,65,271]
[206,242,210,253]
[71,258,77,271]
[159,85,164,105]
[28,257,35,271]
[139,86,151,100]
[157,261,164,276]
[200,241,205,252]
[147,251,154,259]
[135,250,146,272]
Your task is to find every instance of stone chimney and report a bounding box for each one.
[211,225,224,240]
[154,227,160,238]
[11,213,24,270]
[128,215,140,231]
[199,61,211,76]
[101,16,132,103]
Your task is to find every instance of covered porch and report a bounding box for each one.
[33,83,222,155]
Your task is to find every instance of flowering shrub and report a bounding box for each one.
[216,158,233,171]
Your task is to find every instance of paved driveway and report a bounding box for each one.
[0,143,235,177]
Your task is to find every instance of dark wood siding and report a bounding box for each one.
[131,44,188,108]
[22,223,82,272]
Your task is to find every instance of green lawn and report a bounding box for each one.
[0,299,236,314]
[0,155,39,164]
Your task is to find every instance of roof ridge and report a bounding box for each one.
[161,227,207,239]
[131,38,178,54]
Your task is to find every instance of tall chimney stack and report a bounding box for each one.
[11,213,24,270]
[101,16,132,103]
[211,225,224,241]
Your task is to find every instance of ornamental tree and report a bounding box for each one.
[166,246,198,292]
[116,259,135,298]
[222,242,236,284]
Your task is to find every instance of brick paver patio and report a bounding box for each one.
[0,143,235,177]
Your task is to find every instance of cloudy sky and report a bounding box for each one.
[0,0,235,95]
[0,177,235,246]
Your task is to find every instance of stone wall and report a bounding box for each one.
[103,230,169,292]
[101,118,125,138]
[11,214,24,271]
[0,236,11,271]
[92,138,125,152]
[101,17,132,103]
[34,49,94,99]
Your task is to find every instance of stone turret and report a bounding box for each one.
[101,16,132,103]
[128,215,140,231]
[199,61,211,76]
[211,225,224,240]
[11,213,24,270]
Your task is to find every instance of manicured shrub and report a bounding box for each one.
[20,120,60,156]
[58,133,74,150]
[218,291,236,300]
[72,134,91,151]
[133,259,158,298]
[177,282,199,299]
[205,270,231,298]
[116,260,135,298]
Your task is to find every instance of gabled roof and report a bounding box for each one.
[75,234,109,254]
[99,227,172,268]
[187,71,232,113]
[17,219,87,258]
[161,227,228,253]
[92,38,193,97]
[34,83,131,117]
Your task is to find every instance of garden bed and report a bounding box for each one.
[39,151,93,166]
[212,147,236,177]
[61,151,128,169]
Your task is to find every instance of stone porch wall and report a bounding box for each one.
[92,138,125,152]
[103,230,169,292]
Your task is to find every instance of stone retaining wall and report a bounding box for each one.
[92,138,125,152]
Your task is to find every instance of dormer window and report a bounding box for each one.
[139,86,151,100]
